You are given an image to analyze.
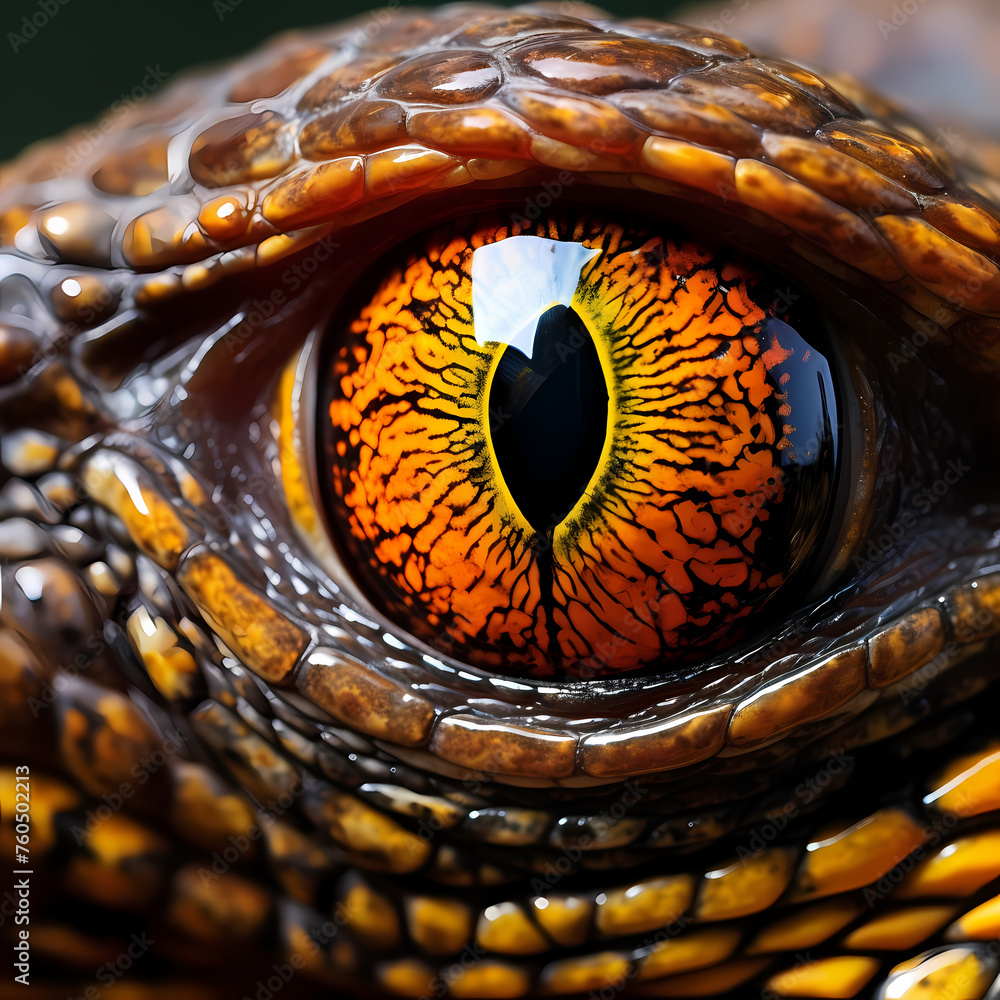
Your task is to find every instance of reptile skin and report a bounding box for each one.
[2,4,1000,998]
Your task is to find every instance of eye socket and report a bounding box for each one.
[317,208,849,679]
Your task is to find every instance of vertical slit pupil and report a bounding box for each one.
[488,305,608,532]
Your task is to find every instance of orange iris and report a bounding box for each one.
[323,211,835,678]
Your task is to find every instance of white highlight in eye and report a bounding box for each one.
[471,236,600,358]
[45,216,69,236]
[61,278,82,297]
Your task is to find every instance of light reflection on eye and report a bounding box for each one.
[470,236,600,354]
[315,209,845,680]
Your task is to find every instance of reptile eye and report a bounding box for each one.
[316,210,847,679]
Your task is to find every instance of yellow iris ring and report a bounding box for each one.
[479,249,621,550]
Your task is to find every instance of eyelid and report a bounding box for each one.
[272,325,372,613]
[4,11,1000,400]
[105,206,989,784]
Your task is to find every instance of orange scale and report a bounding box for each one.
[503,607,540,638]
[755,420,779,448]
[720,373,744,400]
[431,265,462,292]
[510,574,532,609]
[718,514,753,541]
[656,592,689,631]
[425,589,452,617]
[372,504,405,538]
[629,576,662,606]
[652,529,702,566]
[743,448,783,477]
[560,596,603,636]
[598,552,657,593]
[678,504,721,544]
[375,535,412,567]
[404,561,424,593]
[673,373,725,401]
[690,559,750,589]
[657,559,696,596]
[738,363,773,410]
[428,529,473,568]
[422,566,453,593]
[451,593,494,637]
[613,521,675,566]
[655,445,697,470]
[481,603,519,643]
[436,237,470,265]
[440,479,476,509]
[483,547,525,584]
[558,629,594,663]
[686,397,730,420]
[406,500,433,531]
[447,563,490,605]
[710,530,757,559]
[712,309,757,341]
[713,491,763,521]
[725,287,758,317]
[410,272,439,302]
[414,490,452,523]
[663,297,714,335]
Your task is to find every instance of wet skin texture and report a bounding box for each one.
[2,4,1000,998]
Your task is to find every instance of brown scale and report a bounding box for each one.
[2,4,1000,999]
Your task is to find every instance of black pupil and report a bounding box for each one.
[488,305,608,532]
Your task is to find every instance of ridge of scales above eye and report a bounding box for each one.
[0,2,999,999]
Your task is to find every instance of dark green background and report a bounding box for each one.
[1,0,691,163]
